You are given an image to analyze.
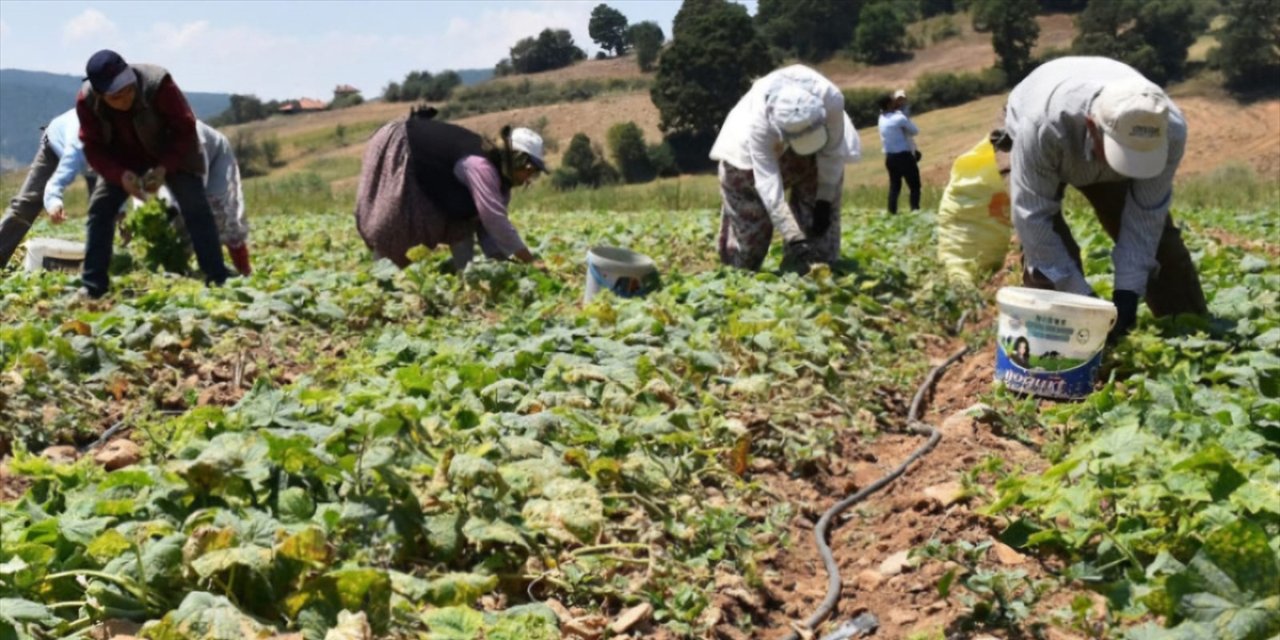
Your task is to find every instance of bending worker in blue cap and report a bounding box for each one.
[710,65,861,273]
[75,49,230,298]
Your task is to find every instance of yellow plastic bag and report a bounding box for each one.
[937,138,1012,286]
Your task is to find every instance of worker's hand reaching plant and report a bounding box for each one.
[142,166,166,193]
[1108,289,1139,344]
[121,171,146,200]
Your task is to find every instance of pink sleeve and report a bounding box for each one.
[455,156,527,257]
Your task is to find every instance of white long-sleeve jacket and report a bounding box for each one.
[710,65,861,241]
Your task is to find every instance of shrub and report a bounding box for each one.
[233,132,266,178]
[330,92,364,110]
[606,122,656,184]
[843,87,894,129]
[261,137,282,167]
[1210,0,1280,91]
[628,21,665,72]
[509,28,587,75]
[647,142,679,178]
[755,0,860,62]
[1073,0,1209,85]
[911,68,1006,113]
[589,4,630,56]
[551,133,618,190]
[662,130,718,174]
[652,0,773,139]
[438,78,650,120]
[389,70,462,102]
[851,3,909,64]
[208,94,281,127]
[990,0,1039,84]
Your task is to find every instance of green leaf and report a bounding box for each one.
[461,517,528,549]
[521,478,605,545]
[141,591,274,640]
[422,606,484,640]
[190,546,273,578]
[0,598,58,624]
[277,527,329,567]
[277,486,316,522]
[938,568,957,598]
[412,572,499,607]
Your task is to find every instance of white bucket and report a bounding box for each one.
[583,246,660,304]
[994,287,1117,400]
[24,238,85,273]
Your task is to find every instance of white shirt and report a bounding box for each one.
[42,109,90,213]
[710,65,861,240]
[878,111,918,154]
[1005,56,1186,297]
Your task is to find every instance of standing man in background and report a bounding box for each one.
[75,49,229,298]
[0,109,98,268]
[878,90,921,214]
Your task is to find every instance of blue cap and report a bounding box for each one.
[85,49,134,94]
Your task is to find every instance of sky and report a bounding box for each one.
[0,1,756,100]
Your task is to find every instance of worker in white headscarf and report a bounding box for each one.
[709,65,861,273]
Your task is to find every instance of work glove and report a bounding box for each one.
[1108,289,1140,344]
[810,200,833,237]
[913,150,923,162]
[142,166,166,193]
[228,243,252,276]
[782,238,815,275]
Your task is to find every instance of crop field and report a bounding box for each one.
[1,186,1277,640]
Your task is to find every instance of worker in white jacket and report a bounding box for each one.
[709,65,861,272]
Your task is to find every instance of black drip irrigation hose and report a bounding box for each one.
[780,345,971,640]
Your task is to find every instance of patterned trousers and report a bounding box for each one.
[717,152,841,272]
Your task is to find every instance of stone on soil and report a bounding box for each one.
[922,481,966,508]
[94,439,141,471]
[888,608,919,625]
[855,568,884,590]
[992,541,1027,565]
[610,603,652,634]
[878,550,912,576]
[562,614,607,640]
[41,445,79,464]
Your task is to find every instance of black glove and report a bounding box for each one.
[1109,289,1140,344]
[783,239,814,275]
[810,200,833,237]
[989,128,1013,152]
[913,150,922,162]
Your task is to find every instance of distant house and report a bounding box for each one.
[278,98,328,115]
[333,84,360,96]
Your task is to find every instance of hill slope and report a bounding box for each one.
[0,69,231,170]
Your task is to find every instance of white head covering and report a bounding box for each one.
[510,127,546,171]
[1090,79,1171,179]
[768,85,828,156]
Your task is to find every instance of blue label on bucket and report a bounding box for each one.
[995,343,1103,400]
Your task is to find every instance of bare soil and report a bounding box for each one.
[731,254,1097,640]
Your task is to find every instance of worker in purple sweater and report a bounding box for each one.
[354,107,547,270]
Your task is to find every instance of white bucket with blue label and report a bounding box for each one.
[584,246,660,304]
[995,287,1117,400]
